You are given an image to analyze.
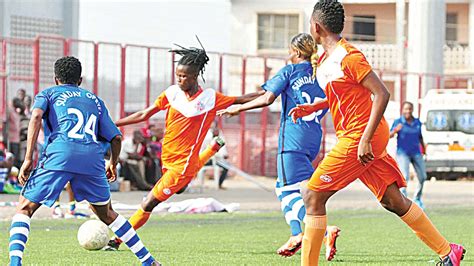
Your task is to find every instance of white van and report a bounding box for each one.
[420,89,474,179]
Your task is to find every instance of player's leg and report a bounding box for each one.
[361,155,464,265]
[89,202,160,266]
[10,168,70,265]
[196,136,225,169]
[411,153,427,209]
[395,152,410,197]
[9,196,41,266]
[301,187,337,266]
[107,169,194,250]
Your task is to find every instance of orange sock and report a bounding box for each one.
[302,215,327,266]
[129,208,152,230]
[196,146,218,169]
[401,203,451,257]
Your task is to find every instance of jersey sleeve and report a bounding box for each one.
[97,100,122,142]
[32,90,49,112]
[390,118,401,131]
[343,50,372,84]
[214,92,236,111]
[261,65,291,97]
[154,92,170,110]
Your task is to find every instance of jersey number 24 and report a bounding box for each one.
[67,108,97,142]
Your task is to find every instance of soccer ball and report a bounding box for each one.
[77,219,110,250]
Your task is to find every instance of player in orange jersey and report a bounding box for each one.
[104,38,264,251]
[289,1,465,266]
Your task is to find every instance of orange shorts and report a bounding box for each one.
[308,137,406,201]
[151,169,194,202]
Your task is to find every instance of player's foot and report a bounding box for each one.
[414,198,425,210]
[2,183,21,194]
[51,205,64,219]
[437,243,466,266]
[277,233,303,257]
[147,261,162,266]
[102,238,121,251]
[325,226,341,261]
[209,136,225,151]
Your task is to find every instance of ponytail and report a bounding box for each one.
[310,44,319,79]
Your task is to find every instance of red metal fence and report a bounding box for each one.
[1,35,472,176]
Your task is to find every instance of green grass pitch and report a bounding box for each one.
[1,207,472,265]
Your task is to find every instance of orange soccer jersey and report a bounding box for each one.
[308,38,406,199]
[154,85,235,177]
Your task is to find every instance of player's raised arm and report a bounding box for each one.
[358,71,390,165]
[115,105,160,127]
[218,90,273,117]
[18,108,44,185]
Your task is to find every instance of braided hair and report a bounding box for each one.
[312,0,345,34]
[169,36,209,82]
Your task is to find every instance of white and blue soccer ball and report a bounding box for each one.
[77,219,110,250]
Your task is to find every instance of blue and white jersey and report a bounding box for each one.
[262,61,328,154]
[33,84,121,175]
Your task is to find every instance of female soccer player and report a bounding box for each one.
[289,1,465,265]
[105,38,264,251]
[218,33,340,260]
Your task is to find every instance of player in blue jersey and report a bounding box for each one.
[8,56,160,266]
[218,33,340,260]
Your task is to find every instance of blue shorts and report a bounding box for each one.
[21,167,111,207]
[277,151,318,187]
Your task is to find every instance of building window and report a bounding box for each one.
[257,14,299,50]
[446,13,458,44]
[352,15,376,42]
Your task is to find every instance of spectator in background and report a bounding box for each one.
[148,125,163,180]
[16,88,26,102]
[390,101,427,209]
[8,98,22,168]
[119,130,153,190]
[24,95,32,116]
[18,102,29,167]
[201,121,229,189]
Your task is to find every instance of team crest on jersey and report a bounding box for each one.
[163,188,172,195]
[195,101,205,112]
[320,174,333,183]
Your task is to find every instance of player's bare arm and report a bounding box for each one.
[358,71,390,165]
[217,90,275,117]
[18,108,44,185]
[233,90,266,105]
[288,98,329,123]
[106,135,122,182]
[115,105,160,127]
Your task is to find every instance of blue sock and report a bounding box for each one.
[9,213,31,266]
[277,184,306,236]
[109,215,155,266]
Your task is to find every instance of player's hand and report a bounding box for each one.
[394,124,403,133]
[357,140,374,166]
[105,161,117,183]
[288,104,317,123]
[217,106,241,117]
[18,159,33,186]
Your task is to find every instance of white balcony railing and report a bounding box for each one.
[352,43,471,71]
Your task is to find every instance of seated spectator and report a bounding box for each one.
[201,122,229,189]
[148,125,164,180]
[0,151,20,194]
[119,130,154,190]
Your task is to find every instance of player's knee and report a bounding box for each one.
[302,188,324,215]
[380,194,410,216]
[141,196,160,212]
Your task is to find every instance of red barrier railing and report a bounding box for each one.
[1,35,472,176]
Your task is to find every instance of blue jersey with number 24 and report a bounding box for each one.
[262,61,328,154]
[33,84,121,176]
